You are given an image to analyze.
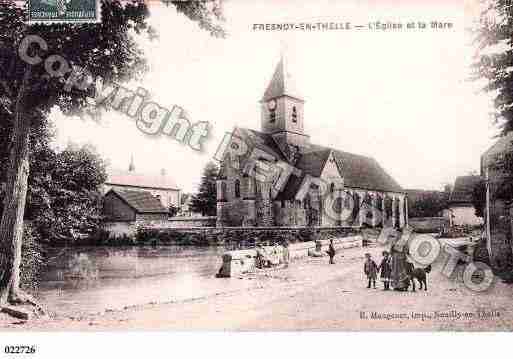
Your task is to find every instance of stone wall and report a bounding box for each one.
[167,216,217,228]
[409,217,448,233]
[135,226,359,247]
[103,221,138,238]
[217,235,363,277]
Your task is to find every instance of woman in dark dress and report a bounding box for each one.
[389,230,410,291]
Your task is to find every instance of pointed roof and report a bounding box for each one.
[106,168,179,190]
[129,155,135,172]
[224,127,404,200]
[106,189,168,214]
[262,56,303,102]
[449,175,482,205]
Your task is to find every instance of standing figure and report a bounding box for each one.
[282,240,290,268]
[378,251,392,290]
[364,253,378,289]
[327,238,336,264]
[389,230,410,291]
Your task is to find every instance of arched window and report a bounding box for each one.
[235,179,241,198]
[292,106,297,123]
[221,182,227,199]
[281,200,285,208]
[330,183,335,194]
[269,108,276,123]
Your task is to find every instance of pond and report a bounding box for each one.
[34,245,249,317]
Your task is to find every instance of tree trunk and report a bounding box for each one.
[0,69,31,306]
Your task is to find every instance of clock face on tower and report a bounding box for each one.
[267,99,277,111]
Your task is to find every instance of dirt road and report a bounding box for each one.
[2,243,513,331]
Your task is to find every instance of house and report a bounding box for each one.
[481,132,513,269]
[216,57,408,228]
[103,158,181,210]
[446,175,483,227]
[102,188,169,237]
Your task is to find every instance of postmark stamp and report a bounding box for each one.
[27,0,101,24]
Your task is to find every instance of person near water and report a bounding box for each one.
[327,238,336,264]
[282,240,290,268]
[364,253,378,289]
[378,250,392,290]
[389,229,410,291]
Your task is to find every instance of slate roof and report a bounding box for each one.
[106,169,179,191]
[262,57,303,102]
[481,132,513,174]
[449,175,482,205]
[232,127,403,200]
[107,189,168,214]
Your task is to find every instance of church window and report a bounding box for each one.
[303,196,310,209]
[269,108,276,123]
[292,106,297,123]
[281,200,285,208]
[330,183,335,194]
[235,179,241,198]
[221,182,227,199]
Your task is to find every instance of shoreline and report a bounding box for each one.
[3,243,513,331]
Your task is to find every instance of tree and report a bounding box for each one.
[473,1,513,202]
[29,143,107,243]
[407,189,449,218]
[190,162,219,216]
[473,0,513,135]
[472,178,487,218]
[0,0,224,311]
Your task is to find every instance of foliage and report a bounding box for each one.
[0,143,108,244]
[472,0,513,135]
[0,0,226,304]
[20,223,45,292]
[190,161,219,216]
[408,190,450,218]
[471,178,487,218]
[28,144,108,244]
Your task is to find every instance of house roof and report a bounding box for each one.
[262,57,303,102]
[231,127,403,200]
[449,175,482,204]
[106,169,179,191]
[481,132,513,173]
[107,189,168,214]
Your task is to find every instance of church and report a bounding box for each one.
[216,57,408,228]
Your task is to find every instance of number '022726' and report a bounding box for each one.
[4,346,36,354]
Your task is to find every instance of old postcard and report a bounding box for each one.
[1,0,513,349]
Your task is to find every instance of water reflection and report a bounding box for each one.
[36,245,251,317]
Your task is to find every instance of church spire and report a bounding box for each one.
[261,54,303,102]
[129,155,135,172]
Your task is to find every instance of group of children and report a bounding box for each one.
[364,251,392,290]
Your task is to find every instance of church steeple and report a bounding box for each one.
[129,155,135,172]
[260,55,309,157]
[262,55,303,103]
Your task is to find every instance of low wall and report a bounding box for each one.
[103,221,138,238]
[136,226,360,246]
[167,216,217,228]
[409,217,448,233]
[217,235,363,278]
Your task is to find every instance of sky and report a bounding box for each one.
[51,0,497,193]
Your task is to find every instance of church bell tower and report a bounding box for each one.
[260,56,309,162]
